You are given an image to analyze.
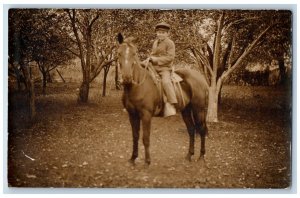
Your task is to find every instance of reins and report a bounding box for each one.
[131,56,149,86]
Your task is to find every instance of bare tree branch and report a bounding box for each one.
[89,13,100,28]
[66,9,86,71]
[212,11,225,84]
[218,24,273,88]
[227,36,236,68]
[89,59,116,83]
[206,43,214,68]
[223,17,261,32]
[189,47,213,77]
[66,48,80,58]
[89,45,116,82]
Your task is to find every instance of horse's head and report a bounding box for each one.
[117,33,138,85]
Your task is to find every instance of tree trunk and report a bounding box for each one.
[218,83,223,106]
[206,12,224,123]
[278,56,286,85]
[207,85,219,122]
[102,67,109,97]
[78,81,89,103]
[56,69,66,83]
[28,78,36,120]
[13,66,23,90]
[42,71,47,95]
[20,63,36,119]
[17,79,22,91]
[115,64,121,90]
[16,72,23,91]
[67,10,100,103]
[47,71,52,83]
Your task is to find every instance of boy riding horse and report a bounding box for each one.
[145,22,177,116]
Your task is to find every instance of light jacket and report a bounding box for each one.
[150,37,175,72]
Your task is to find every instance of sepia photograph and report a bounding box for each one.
[7,7,292,189]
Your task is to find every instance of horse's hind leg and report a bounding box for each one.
[181,105,195,162]
[129,112,140,164]
[193,108,208,160]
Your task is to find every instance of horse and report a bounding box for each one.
[117,33,209,165]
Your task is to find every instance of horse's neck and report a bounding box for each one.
[123,62,144,92]
[132,58,145,83]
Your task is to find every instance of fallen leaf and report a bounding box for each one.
[26,174,37,179]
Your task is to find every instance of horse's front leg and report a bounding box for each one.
[129,112,140,165]
[141,111,152,165]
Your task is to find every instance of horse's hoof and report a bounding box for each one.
[128,159,136,166]
[144,163,150,169]
[185,154,192,162]
[197,155,205,162]
[145,160,151,166]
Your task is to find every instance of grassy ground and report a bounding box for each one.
[7,82,292,188]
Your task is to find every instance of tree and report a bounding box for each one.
[9,9,38,119]
[186,10,291,122]
[64,9,116,103]
[8,61,26,91]
[30,9,73,94]
[26,9,289,120]
[247,10,292,85]
[102,65,110,97]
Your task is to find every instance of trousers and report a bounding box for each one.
[159,70,178,104]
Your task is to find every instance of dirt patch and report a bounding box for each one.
[7,83,291,188]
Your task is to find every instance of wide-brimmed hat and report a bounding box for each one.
[155,22,171,31]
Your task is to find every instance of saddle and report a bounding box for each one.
[142,62,186,116]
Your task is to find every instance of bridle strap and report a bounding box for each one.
[131,56,149,86]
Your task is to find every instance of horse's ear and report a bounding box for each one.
[117,33,124,44]
[126,37,137,44]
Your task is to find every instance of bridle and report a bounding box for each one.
[119,43,150,86]
[131,56,150,86]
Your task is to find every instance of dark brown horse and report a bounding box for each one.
[117,33,209,165]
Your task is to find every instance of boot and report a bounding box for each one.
[164,102,177,117]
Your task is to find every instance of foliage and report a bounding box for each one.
[9,9,74,94]
[9,9,35,65]
[172,10,292,121]
[8,9,39,118]
[8,9,292,113]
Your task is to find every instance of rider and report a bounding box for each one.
[148,22,177,116]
